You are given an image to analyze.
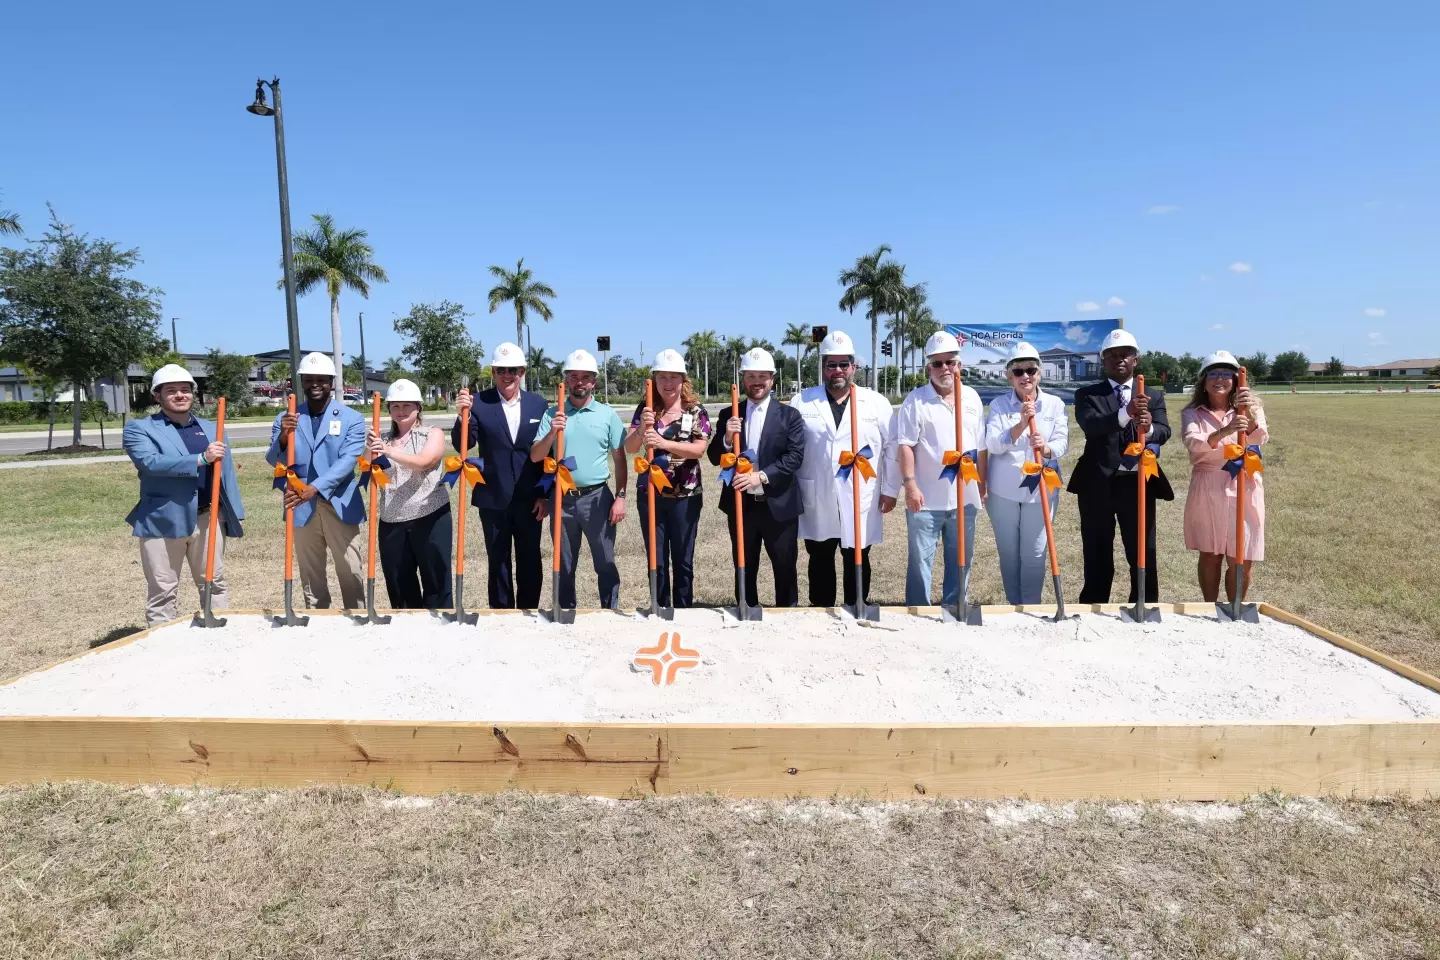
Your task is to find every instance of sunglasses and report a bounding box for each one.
[1206,369,1236,380]
[494,367,522,375]
[1009,366,1039,377]
[824,360,853,371]
[928,358,959,369]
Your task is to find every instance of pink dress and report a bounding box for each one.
[1181,405,1269,561]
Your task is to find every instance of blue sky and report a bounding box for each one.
[4,1,1436,369]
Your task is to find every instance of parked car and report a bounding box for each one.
[343,393,363,404]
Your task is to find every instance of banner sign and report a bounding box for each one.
[944,319,1122,382]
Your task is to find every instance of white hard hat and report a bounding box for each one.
[1006,341,1042,366]
[491,342,526,368]
[385,378,422,403]
[818,329,857,359]
[1199,350,1240,376]
[740,347,776,373]
[652,348,687,374]
[1099,328,1139,354]
[150,363,196,392]
[563,349,599,374]
[298,351,337,377]
[924,331,961,357]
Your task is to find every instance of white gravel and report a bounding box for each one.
[2,609,1437,723]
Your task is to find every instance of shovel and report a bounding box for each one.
[724,384,762,621]
[1217,367,1260,624]
[1026,412,1076,622]
[273,391,309,627]
[636,379,675,620]
[547,383,576,625]
[194,398,228,629]
[357,392,394,626]
[1120,374,1163,624]
[940,367,982,625]
[840,383,880,622]
[443,378,479,625]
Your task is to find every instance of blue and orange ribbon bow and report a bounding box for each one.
[633,452,673,493]
[357,454,391,489]
[836,444,876,482]
[718,449,756,486]
[1121,442,1161,480]
[1021,458,1063,493]
[1222,443,1264,479]
[538,455,577,495]
[939,448,980,485]
[442,455,485,488]
[272,462,307,494]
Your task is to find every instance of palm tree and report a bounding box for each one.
[487,258,557,349]
[906,303,937,386]
[525,346,556,391]
[887,282,928,394]
[681,330,719,398]
[382,356,408,381]
[289,213,389,390]
[0,190,19,235]
[782,323,811,391]
[838,245,907,390]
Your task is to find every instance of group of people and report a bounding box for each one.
[122,327,1268,624]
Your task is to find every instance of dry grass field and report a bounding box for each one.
[1,393,1438,958]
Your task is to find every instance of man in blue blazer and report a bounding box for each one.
[453,342,548,608]
[265,352,367,609]
[124,364,246,625]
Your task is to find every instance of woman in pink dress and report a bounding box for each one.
[1181,350,1268,603]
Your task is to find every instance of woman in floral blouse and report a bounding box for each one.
[623,348,713,607]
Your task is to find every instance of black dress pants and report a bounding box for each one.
[638,493,702,608]
[378,504,453,610]
[805,538,872,607]
[479,504,543,609]
[1077,472,1160,604]
[726,498,800,607]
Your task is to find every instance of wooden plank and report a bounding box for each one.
[1,717,1436,800]
[1261,603,1440,695]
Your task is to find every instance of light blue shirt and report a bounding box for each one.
[538,399,625,487]
[984,388,1069,503]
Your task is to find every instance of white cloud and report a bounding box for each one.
[1063,323,1091,345]
[1199,274,1211,282]
[1367,332,1389,346]
[1364,307,1386,317]
[1210,323,1226,331]
[1146,205,1180,215]
[1228,262,1253,273]
[1106,296,1126,308]
[1075,301,1100,313]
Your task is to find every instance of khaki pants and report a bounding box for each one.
[295,498,365,609]
[139,522,227,626]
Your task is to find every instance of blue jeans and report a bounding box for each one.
[986,493,1059,605]
[905,506,977,606]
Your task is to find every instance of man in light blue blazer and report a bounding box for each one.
[265,352,367,609]
[124,364,246,625]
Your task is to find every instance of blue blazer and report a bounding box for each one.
[123,413,246,539]
[451,387,548,512]
[265,403,368,526]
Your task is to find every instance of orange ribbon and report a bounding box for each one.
[837,449,876,481]
[719,452,753,471]
[1124,442,1160,481]
[942,450,980,484]
[1222,443,1264,478]
[1021,460,1063,491]
[633,456,672,492]
[272,463,307,494]
[443,455,485,486]
[543,456,576,496]
[358,457,390,488]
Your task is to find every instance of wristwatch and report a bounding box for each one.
[616,489,628,499]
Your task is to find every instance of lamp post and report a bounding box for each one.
[357,310,367,398]
[245,78,304,400]
[171,317,179,352]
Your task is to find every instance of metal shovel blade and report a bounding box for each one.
[1216,601,1259,623]
[941,565,982,624]
[193,583,227,629]
[1119,569,1163,623]
[722,569,762,620]
[636,570,675,619]
[1048,575,1079,622]
[842,602,881,622]
[354,578,393,625]
[442,574,478,625]
[273,581,310,627]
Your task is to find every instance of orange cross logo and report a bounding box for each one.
[634,632,700,686]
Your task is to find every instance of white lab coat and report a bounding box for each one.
[790,384,899,548]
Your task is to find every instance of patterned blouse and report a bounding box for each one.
[630,402,713,496]
[378,425,449,523]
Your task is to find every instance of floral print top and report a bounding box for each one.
[630,402,713,496]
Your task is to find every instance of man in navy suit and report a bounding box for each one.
[705,347,806,607]
[453,342,549,608]
[1068,328,1175,603]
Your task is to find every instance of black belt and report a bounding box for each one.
[569,482,607,496]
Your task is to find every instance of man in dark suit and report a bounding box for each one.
[453,342,550,608]
[1067,328,1175,604]
[706,348,806,607]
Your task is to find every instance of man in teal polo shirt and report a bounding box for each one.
[530,348,628,608]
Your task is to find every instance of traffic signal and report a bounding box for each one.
[881,341,893,358]
[596,336,611,352]
[810,325,827,344]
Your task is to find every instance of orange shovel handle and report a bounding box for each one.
[369,392,381,580]
[455,388,469,577]
[284,393,295,583]
[850,383,862,566]
[1028,413,1061,576]
[551,384,565,574]
[954,368,967,569]
[645,378,657,573]
[1233,367,1249,567]
[731,383,746,570]
[203,398,225,583]
[1134,374,1148,570]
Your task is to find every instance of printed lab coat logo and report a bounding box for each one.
[633,632,700,685]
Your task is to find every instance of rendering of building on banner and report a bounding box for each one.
[945,319,1121,382]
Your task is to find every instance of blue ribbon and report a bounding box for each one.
[718,449,754,486]
[1020,457,1064,493]
[357,454,391,489]
[939,448,979,483]
[537,455,577,493]
[1119,442,1160,470]
[1222,444,1263,479]
[441,456,484,488]
[835,444,875,482]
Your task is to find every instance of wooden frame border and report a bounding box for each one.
[2,605,1437,800]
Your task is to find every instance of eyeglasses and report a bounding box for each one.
[928,358,959,369]
[1009,366,1039,377]
[824,360,853,371]
[494,367,522,375]
[1205,369,1236,380]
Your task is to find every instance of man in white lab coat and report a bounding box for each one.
[789,330,899,607]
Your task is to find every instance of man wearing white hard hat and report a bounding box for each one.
[622,348,713,608]
[366,379,452,609]
[530,348,628,609]
[454,342,549,608]
[1069,327,1174,604]
[789,330,899,607]
[264,351,368,609]
[895,331,987,607]
[123,364,246,625]
[707,346,807,607]
[983,341,1069,604]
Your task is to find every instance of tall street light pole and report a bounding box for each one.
[246,78,304,401]
[171,317,179,352]
[357,310,367,397]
